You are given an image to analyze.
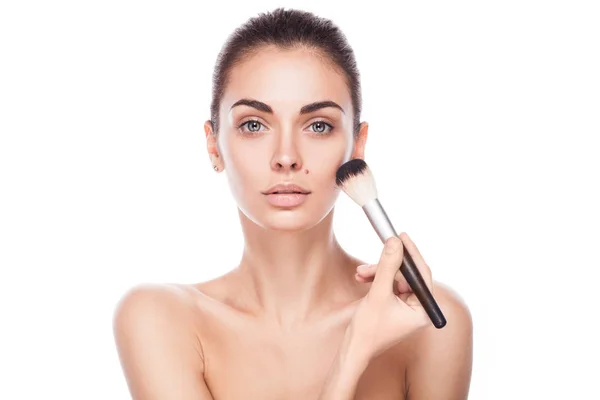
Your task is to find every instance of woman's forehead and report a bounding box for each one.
[222,48,351,112]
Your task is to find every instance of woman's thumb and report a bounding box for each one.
[371,236,404,295]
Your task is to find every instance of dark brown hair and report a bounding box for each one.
[209,7,362,137]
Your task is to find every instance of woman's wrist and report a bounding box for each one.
[318,329,372,399]
[339,326,372,370]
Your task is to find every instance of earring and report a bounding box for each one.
[213,165,218,171]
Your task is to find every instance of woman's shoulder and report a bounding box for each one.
[431,280,471,317]
[114,282,195,307]
[398,280,472,365]
[112,283,200,333]
[396,280,473,397]
[113,279,230,321]
[393,280,472,351]
[413,280,472,343]
[112,283,207,376]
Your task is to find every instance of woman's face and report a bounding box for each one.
[206,45,367,231]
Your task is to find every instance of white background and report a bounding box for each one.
[1,0,599,398]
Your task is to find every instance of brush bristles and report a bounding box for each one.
[335,159,378,207]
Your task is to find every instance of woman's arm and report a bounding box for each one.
[319,283,473,400]
[317,327,371,399]
[113,284,214,400]
[319,234,431,400]
[320,234,473,399]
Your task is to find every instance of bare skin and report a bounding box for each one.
[113,45,473,399]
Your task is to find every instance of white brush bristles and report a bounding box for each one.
[338,166,378,207]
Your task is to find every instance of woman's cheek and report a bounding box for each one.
[223,139,256,173]
[306,145,347,176]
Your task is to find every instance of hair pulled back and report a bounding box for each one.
[209,7,362,137]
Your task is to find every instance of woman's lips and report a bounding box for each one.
[264,193,309,207]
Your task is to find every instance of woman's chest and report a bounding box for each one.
[201,322,408,400]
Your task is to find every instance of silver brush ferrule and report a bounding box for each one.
[362,198,398,243]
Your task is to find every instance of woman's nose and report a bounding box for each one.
[270,134,303,172]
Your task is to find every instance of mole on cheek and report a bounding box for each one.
[304,169,309,174]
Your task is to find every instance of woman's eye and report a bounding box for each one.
[309,121,333,135]
[238,120,265,134]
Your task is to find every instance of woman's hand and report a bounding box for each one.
[347,232,434,363]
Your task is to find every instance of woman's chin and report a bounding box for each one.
[241,205,332,232]
[259,211,316,232]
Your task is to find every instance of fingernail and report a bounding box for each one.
[357,264,370,272]
[385,237,402,254]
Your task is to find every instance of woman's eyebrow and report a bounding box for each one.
[230,99,345,115]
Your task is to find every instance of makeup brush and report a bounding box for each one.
[336,159,447,329]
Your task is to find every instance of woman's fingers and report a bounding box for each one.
[356,263,376,275]
[356,233,433,294]
[356,264,411,293]
[369,237,404,298]
[398,232,433,292]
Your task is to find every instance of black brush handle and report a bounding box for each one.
[400,251,447,329]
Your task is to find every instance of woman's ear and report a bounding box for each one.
[204,120,223,172]
[350,122,369,160]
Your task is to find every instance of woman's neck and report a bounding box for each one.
[234,208,360,328]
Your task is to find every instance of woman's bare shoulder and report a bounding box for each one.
[431,280,472,339]
[400,280,473,398]
[112,277,233,321]
[112,283,225,397]
[403,280,472,346]
[112,283,201,336]
[114,283,192,310]
[432,280,471,318]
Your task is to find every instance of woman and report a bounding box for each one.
[113,7,473,399]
